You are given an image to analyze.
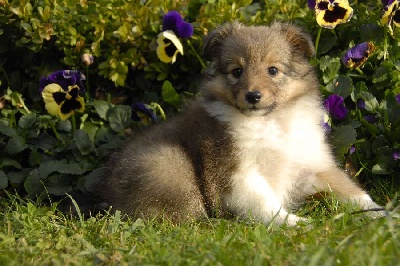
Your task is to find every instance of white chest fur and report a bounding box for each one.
[202,97,337,225]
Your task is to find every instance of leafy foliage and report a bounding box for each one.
[1,0,400,200]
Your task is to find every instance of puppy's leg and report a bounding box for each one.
[226,168,304,226]
[316,168,385,217]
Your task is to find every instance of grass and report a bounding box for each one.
[0,193,399,266]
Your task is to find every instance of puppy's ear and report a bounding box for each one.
[273,23,315,59]
[203,22,237,61]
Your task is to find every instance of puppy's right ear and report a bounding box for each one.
[203,22,236,61]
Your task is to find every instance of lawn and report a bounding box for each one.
[1,194,399,265]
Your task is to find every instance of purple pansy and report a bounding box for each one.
[156,11,193,64]
[162,11,193,39]
[393,150,400,160]
[308,0,316,9]
[324,94,348,120]
[131,102,156,125]
[342,42,375,68]
[357,98,366,109]
[322,122,332,134]
[396,94,400,104]
[39,70,86,120]
[39,70,85,93]
[321,114,332,134]
[364,114,377,124]
[349,144,356,155]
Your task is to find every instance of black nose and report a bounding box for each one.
[245,91,262,104]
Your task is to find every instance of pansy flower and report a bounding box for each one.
[393,149,400,160]
[39,70,86,120]
[308,0,353,29]
[357,98,366,109]
[131,102,157,126]
[321,113,332,134]
[396,94,400,104]
[156,11,193,64]
[324,94,348,120]
[349,144,356,155]
[364,114,376,124]
[81,53,94,66]
[342,42,375,68]
[381,0,400,33]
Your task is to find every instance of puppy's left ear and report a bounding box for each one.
[273,23,315,59]
[203,22,237,61]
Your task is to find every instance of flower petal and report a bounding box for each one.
[131,102,156,124]
[380,0,400,29]
[324,94,348,120]
[177,21,194,39]
[308,0,316,9]
[342,42,375,68]
[162,11,193,38]
[156,31,184,64]
[395,94,400,104]
[162,11,184,32]
[41,83,66,117]
[39,70,85,93]
[59,96,85,120]
[315,0,353,29]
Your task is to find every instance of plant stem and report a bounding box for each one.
[0,64,11,88]
[48,118,61,141]
[315,27,323,56]
[187,39,207,70]
[154,103,167,121]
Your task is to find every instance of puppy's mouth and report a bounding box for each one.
[238,103,276,116]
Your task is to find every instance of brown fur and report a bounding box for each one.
[93,22,383,225]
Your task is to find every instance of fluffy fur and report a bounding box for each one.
[93,22,383,225]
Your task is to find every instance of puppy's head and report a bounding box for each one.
[201,22,318,116]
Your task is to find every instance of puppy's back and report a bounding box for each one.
[94,102,238,221]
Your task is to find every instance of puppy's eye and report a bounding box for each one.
[268,67,279,76]
[232,68,242,78]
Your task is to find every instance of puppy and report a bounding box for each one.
[94,22,383,225]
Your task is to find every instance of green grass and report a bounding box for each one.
[0,194,399,266]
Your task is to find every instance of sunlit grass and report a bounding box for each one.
[1,193,399,265]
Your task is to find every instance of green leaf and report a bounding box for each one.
[18,113,37,129]
[372,163,390,175]
[0,170,8,189]
[82,122,98,142]
[92,100,112,120]
[46,174,72,196]
[5,135,28,154]
[24,169,44,199]
[351,81,368,102]
[57,120,72,132]
[74,129,95,155]
[108,105,132,132]
[0,120,17,137]
[319,56,341,84]
[372,65,390,84]
[31,133,57,151]
[39,160,86,179]
[326,75,353,99]
[8,170,29,185]
[0,158,22,169]
[162,80,180,108]
[359,91,379,112]
[331,125,357,159]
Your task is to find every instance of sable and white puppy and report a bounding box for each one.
[94,22,383,225]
